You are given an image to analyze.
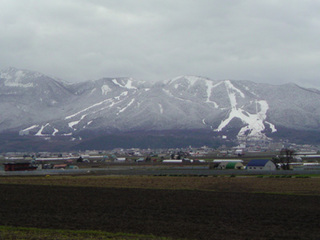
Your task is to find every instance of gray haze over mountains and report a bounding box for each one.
[1,67,320,151]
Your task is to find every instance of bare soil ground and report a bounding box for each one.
[0,176,319,240]
[1,175,320,195]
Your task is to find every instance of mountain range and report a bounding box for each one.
[1,67,320,151]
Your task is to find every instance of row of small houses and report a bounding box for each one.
[3,157,319,171]
[2,159,275,171]
[209,159,320,171]
[207,159,276,171]
[162,158,278,170]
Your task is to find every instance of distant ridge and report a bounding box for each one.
[1,67,320,150]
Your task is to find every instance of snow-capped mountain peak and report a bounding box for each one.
[0,67,43,88]
[2,68,320,146]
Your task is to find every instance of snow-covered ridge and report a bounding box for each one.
[3,68,319,143]
[112,78,137,89]
[20,74,280,140]
[1,69,35,88]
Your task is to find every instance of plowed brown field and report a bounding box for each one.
[0,176,319,240]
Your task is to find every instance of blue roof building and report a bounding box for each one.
[246,159,276,171]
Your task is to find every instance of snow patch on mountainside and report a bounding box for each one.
[265,121,277,133]
[112,78,137,89]
[225,80,245,98]
[1,68,41,88]
[52,128,59,136]
[22,125,39,132]
[4,81,34,88]
[163,89,193,103]
[115,91,128,100]
[215,99,275,140]
[65,99,112,120]
[117,99,135,115]
[237,100,269,139]
[101,85,111,95]
[214,80,276,140]
[68,120,80,129]
[123,79,137,89]
[159,103,164,114]
[2,70,34,88]
[205,80,221,108]
[35,123,49,136]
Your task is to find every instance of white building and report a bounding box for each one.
[246,159,276,171]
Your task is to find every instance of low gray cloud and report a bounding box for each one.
[1,0,320,88]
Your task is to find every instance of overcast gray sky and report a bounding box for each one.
[1,0,320,88]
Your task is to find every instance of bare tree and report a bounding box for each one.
[273,148,295,170]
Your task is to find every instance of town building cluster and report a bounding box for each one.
[1,141,320,172]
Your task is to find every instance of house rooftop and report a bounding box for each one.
[247,159,270,167]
